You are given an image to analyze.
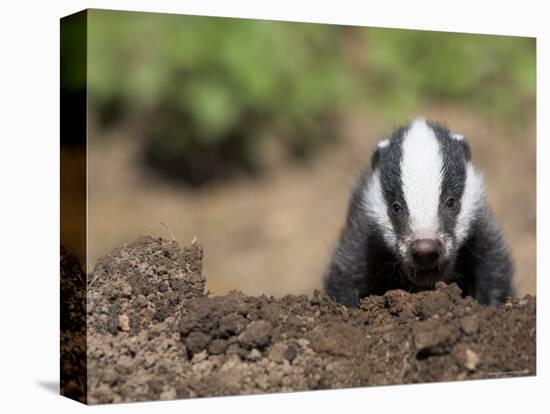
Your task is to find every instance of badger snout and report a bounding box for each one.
[411,238,442,268]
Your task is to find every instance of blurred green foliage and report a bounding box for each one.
[88,10,354,184]
[84,10,535,185]
[362,29,535,119]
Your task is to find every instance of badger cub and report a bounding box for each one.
[324,118,512,307]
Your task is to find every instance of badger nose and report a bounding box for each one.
[412,239,441,267]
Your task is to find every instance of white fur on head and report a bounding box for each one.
[452,133,464,141]
[400,118,443,239]
[377,138,390,148]
[363,171,396,247]
[455,162,485,243]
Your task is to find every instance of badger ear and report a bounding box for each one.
[451,133,472,161]
[371,138,389,169]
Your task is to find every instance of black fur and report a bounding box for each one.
[324,120,513,307]
[454,206,513,304]
[434,123,468,238]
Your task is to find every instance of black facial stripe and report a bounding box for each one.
[377,125,410,237]
[429,122,467,236]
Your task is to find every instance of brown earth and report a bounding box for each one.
[70,237,536,404]
[60,247,87,403]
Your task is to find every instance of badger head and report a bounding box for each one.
[363,118,486,288]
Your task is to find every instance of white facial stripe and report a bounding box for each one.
[401,118,443,239]
[363,171,396,247]
[456,162,485,242]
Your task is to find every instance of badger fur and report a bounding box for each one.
[324,118,513,307]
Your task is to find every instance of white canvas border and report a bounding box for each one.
[0,1,545,413]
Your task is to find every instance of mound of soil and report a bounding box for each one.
[60,247,87,403]
[74,237,535,404]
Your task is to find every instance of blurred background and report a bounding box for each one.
[69,9,535,296]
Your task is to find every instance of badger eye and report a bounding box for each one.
[445,197,457,210]
[391,201,402,214]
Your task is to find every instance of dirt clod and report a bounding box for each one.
[308,323,362,357]
[413,319,460,356]
[184,331,212,356]
[75,237,536,404]
[118,314,130,332]
[453,343,480,371]
[460,316,480,335]
[268,342,288,363]
[239,321,273,349]
[465,349,480,371]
